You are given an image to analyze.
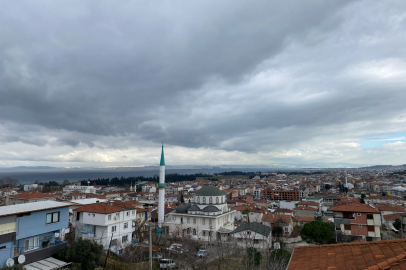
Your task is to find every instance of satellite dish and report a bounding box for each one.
[6,258,14,267]
[18,255,25,264]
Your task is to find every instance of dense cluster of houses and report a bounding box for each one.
[1,166,406,268]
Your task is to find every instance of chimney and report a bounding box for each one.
[96,200,99,204]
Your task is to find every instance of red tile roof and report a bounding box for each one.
[262,214,292,225]
[331,203,380,214]
[295,206,315,211]
[74,203,123,214]
[288,239,406,270]
[296,201,319,207]
[379,205,405,213]
[9,191,54,200]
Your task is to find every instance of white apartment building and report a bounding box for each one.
[23,184,41,191]
[73,202,136,253]
[63,185,96,194]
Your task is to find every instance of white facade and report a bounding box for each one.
[74,207,136,252]
[23,184,41,191]
[63,185,96,194]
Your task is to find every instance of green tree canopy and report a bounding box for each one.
[300,220,335,245]
[55,238,103,270]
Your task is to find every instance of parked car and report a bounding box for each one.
[197,250,208,258]
[160,259,176,269]
[167,243,187,253]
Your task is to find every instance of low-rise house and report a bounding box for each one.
[295,206,318,219]
[378,204,405,216]
[0,201,70,267]
[230,222,272,248]
[6,191,55,205]
[332,203,381,241]
[262,214,293,236]
[293,217,314,227]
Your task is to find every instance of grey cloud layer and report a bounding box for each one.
[1,0,406,166]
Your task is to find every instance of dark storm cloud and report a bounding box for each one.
[0,1,352,137]
[1,0,406,166]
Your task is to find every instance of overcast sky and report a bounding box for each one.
[1,0,406,168]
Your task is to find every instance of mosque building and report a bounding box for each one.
[167,185,235,241]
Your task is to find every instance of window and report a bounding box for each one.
[0,246,5,250]
[193,229,197,235]
[24,237,39,251]
[132,210,135,216]
[203,197,206,204]
[193,218,196,224]
[139,213,143,218]
[344,224,351,230]
[359,225,362,227]
[111,239,117,246]
[187,218,190,224]
[124,222,128,229]
[216,197,219,204]
[284,227,289,232]
[126,211,130,216]
[112,225,117,232]
[367,214,373,220]
[368,226,375,232]
[209,197,212,204]
[76,212,80,221]
[357,213,361,216]
[203,231,206,236]
[46,212,60,224]
[122,235,128,243]
[202,219,205,225]
[172,216,176,221]
[108,214,112,220]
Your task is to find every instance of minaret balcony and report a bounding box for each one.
[158,183,166,189]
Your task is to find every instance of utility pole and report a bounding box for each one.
[103,233,114,270]
[149,226,152,270]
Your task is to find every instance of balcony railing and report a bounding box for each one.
[13,241,67,265]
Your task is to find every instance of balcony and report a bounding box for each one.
[334,218,351,224]
[13,240,67,265]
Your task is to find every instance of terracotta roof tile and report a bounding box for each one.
[331,203,380,214]
[288,239,406,270]
[74,202,123,214]
[9,191,54,199]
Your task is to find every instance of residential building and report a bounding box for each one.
[0,201,70,267]
[6,191,55,205]
[261,189,302,200]
[230,222,272,248]
[73,202,134,254]
[331,203,381,241]
[62,185,96,194]
[261,214,293,236]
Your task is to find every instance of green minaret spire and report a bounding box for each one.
[160,144,165,166]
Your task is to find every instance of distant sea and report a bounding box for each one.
[0,167,277,184]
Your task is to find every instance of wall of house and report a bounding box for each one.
[15,231,56,256]
[16,207,69,240]
[350,224,368,236]
[0,241,14,267]
[295,209,315,218]
[350,213,367,225]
